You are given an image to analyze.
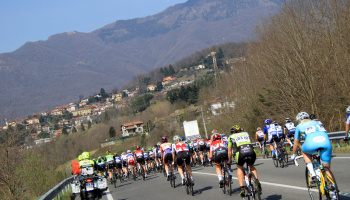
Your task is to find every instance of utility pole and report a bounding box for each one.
[201,107,208,138]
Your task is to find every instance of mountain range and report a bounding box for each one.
[0,0,282,119]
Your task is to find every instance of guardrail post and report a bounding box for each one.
[336,139,341,149]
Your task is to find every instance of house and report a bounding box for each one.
[34,123,42,131]
[42,125,50,132]
[128,91,138,97]
[135,86,140,91]
[79,101,87,107]
[210,97,235,116]
[53,129,62,136]
[58,120,70,126]
[147,84,156,91]
[31,132,38,139]
[34,138,51,145]
[17,118,27,125]
[116,101,126,109]
[71,117,84,126]
[112,93,123,102]
[162,76,176,86]
[27,118,40,124]
[71,107,92,116]
[121,121,144,137]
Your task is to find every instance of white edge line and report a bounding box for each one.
[106,188,114,200]
[192,171,350,197]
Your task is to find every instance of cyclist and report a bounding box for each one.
[96,156,106,176]
[345,106,350,142]
[135,146,147,178]
[193,138,199,163]
[142,147,149,172]
[267,122,279,159]
[209,133,230,188]
[114,153,123,179]
[255,127,265,149]
[121,152,128,177]
[284,118,296,150]
[222,134,229,145]
[310,114,323,125]
[126,150,136,177]
[275,122,285,141]
[156,143,162,169]
[160,136,173,180]
[291,112,332,183]
[228,125,261,197]
[105,150,116,181]
[148,148,154,170]
[172,135,194,185]
[187,139,195,164]
[197,135,206,165]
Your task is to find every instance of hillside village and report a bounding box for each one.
[0,53,243,147]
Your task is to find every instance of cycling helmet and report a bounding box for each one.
[135,146,140,150]
[265,119,272,124]
[161,137,167,142]
[212,129,218,134]
[273,121,278,126]
[231,125,241,132]
[257,127,261,131]
[347,106,350,113]
[222,134,226,137]
[141,147,144,151]
[157,142,161,146]
[206,137,210,140]
[181,137,185,141]
[309,114,316,120]
[285,118,291,122]
[127,150,131,153]
[82,152,90,160]
[173,135,179,141]
[113,153,117,156]
[78,155,83,161]
[148,148,152,151]
[212,133,221,141]
[296,111,309,122]
[106,150,111,155]
[197,135,202,139]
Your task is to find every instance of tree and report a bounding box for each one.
[80,123,85,132]
[163,67,169,76]
[100,88,109,99]
[62,127,68,135]
[122,91,128,98]
[156,81,163,91]
[38,132,50,138]
[72,126,77,133]
[112,87,119,94]
[88,121,92,129]
[168,64,176,75]
[109,126,116,138]
[39,115,45,123]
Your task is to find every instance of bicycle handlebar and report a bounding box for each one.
[294,155,304,167]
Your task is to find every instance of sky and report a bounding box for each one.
[0,0,188,53]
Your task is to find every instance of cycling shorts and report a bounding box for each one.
[235,144,256,166]
[149,157,154,161]
[115,163,122,169]
[268,134,279,144]
[163,153,173,164]
[198,145,206,152]
[107,161,116,169]
[137,158,145,165]
[257,137,264,143]
[122,161,127,167]
[128,160,135,166]
[189,147,194,154]
[213,147,228,165]
[286,131,295,139]
[97,164,105,171]
[302,132,332,164]
[176,151,190,166]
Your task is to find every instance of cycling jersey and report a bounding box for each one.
[295,120,332,164]
[160,142,173,164]
[276,125,284,138]
[105,155,115,162]
[210,140,228,165]
[267,124,279,143]
[346,114,350,124]
[115,156,121,163]
[172,141,189,154]
[264,124,271,135]
[256,130,264,141]
[228,132,256,166]
[126,153,135,166]
[284,122,296,138]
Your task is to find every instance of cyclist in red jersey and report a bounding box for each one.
[209,133,231,188]
[172,135,194,185]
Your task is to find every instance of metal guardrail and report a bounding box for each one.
[253,131,346,149]
[38,176,74,200]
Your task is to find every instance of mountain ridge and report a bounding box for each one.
[0,0,282,119]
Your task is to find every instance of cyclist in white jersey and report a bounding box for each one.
[345,106,350,141]
[255,127,265,148]
[284,118,296,150]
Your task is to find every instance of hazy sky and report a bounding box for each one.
[0,0,187,53]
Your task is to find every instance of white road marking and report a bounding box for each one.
[105,188,114,200]
[192,171,350,197]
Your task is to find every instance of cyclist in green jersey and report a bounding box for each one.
[228,125,261,197]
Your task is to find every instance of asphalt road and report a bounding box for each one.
[84,153,350,200]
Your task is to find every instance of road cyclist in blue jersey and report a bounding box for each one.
[291,112,334,186]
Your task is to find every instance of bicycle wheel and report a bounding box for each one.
[284,149,289,163]
[223,167,227,194]
[262,148,266,159]
[305,167,321,200]
[225,168,232,196]
[249,173,261,200]
[323,167,339,200]
[112,172,117,188]
[187,169,194,196]
[279,152,285,168]
[273,154,278,168]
